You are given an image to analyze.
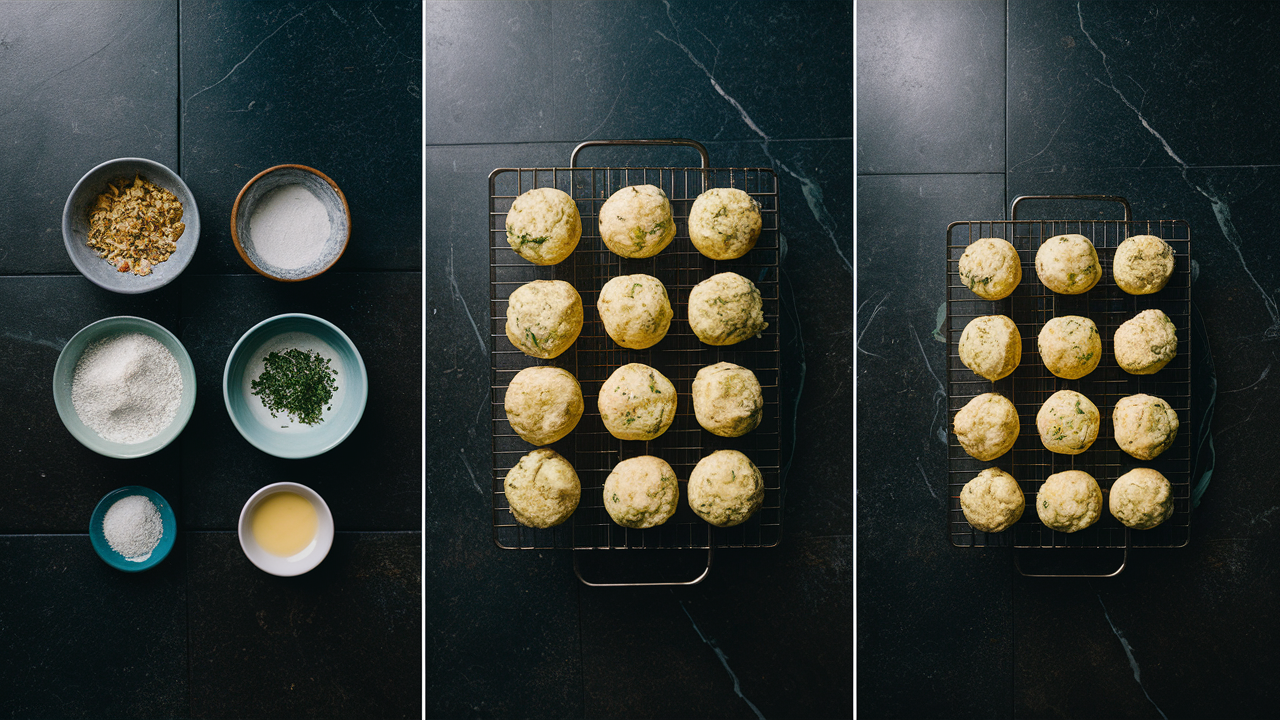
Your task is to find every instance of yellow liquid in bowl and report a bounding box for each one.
[251,491,318,557]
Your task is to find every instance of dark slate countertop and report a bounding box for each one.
[859,2,1279,718]
[425,1,853,718]
[0,2,422,718]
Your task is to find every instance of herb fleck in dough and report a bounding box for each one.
[1037,315,1101,380]
[1035,234,1100,294]
[503,366,584,446]
[687,187,762,260]
[603,455,679,529]
[687,272,768,346]
[504,448,581,529]
[958,237,1022,300]
[505,187,581,265]
[505,279,583,359]
[960,467,1024,533]
[687,450,764,527]
[597,274,673,349]
[598,363,677,441]
[1036,389,1099,455]
[597,184,676,258]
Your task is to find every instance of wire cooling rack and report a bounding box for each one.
[946,196,1192,566]
[488,141,782,554]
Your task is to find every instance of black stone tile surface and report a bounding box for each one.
[187,531,421,719]
[180,0,422,273]
[180,272,422,531]
[426,1,852,716]
[861,1,1280,718]
[0,535,188,718]
[0,1,179,275]
[857,0,1005,175]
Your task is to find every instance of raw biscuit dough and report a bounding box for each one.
[1112,394,1179,461]
[598,363,677,441]
[687,272,768,346]
[1113,235,1174,295]
[1109,468,1174,530]
[958,315,1022,381]
[503,448,581,529]
[953,393,1020,462]
[503,366,584,446]
[1035,234,1100,294]
[687,187,762,260]
[1036,469,1103,533]
[1114,309,1177,375]
[1036,389,1099,455]
[1037,315,1101,380]
[603,455,679,529]
[687,449,764,527]
[960,467,1025,533]
[504,187,581,265]
[597,274,673,349]
[598,184,676,258]
[692,362,763,438]
[505,279,583,359]
[958,237,1022,300]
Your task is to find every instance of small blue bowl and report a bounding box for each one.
[89,486,177,572]
[53,316,197,459]
[223,313,368,459]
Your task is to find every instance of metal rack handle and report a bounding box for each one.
[570,138,710,169]
[1011,194,1132,222]
[1013,546,1128,578]
[572,547,714,587]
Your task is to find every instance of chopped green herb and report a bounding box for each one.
[251,348,338,426]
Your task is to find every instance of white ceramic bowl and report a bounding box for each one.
[238,482,335,577]
[230,164,350,281]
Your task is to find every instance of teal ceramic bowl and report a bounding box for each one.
[52,316,197,459]
[89,486,177,572]
[223,313,367,459]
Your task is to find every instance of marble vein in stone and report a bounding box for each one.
[678,599,766,720]
[1097,593,1169,720]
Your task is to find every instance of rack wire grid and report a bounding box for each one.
[489,165,782,551]
[946,218,1192,550]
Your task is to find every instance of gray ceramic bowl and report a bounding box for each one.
[62,158,200,293]
[230,165,351,281]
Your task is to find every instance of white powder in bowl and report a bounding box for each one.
[102,494,163,561]
[248,184,332,270]
[71,332,183,444]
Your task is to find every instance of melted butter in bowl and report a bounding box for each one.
[238,482,334,576]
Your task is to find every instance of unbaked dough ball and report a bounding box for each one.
[597,274,673,349]
[1112,394,1179,461]
[1035,234,1100,294]
[1114,309,1177,375]
[503,366,584,446]
[603,455,679,529]
[505,280,583,359]
[958,237,1022,300]
[1109,468,1174,530]
[598,184,676,258]
[1113,235,1174,295]
[1036,390,1099,455]
[687,449,764,527]
[692,362,763,438]
[598,363,677,441]
[687,272,768,346]
[960,467,1025,533]
[504,448,581,529]
[953,393,1019,461]
[1036,470,1102,533]
[688,187,762,260]
[958,315,1021,381]
[504,187,581,265]
[1038,315,1101,380]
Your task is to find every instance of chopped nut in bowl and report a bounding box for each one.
[63,158,200,293]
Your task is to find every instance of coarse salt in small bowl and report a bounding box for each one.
[230,165,351,281]
[89,485,178,572]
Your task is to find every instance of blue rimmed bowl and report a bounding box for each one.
[223,313,368,459]
[52,316,197,459]
[89,486,177,572]
[62,157,200,293]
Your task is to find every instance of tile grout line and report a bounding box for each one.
[175,1,194,716]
